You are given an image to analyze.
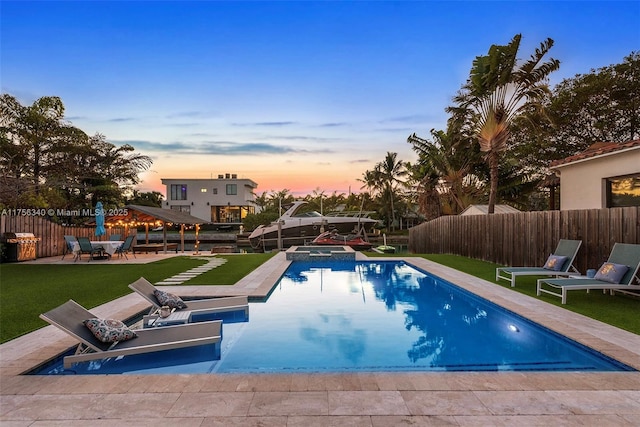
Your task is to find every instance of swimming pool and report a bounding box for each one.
[32,260,633,375]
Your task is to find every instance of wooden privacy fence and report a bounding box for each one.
[409,207,640,274]
[1,215,125,259]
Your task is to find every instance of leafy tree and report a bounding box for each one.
[508,52,639,189]
[0,95,152,210]
[127,190,164,207]
[408,128,485,216]
[451,34,560,214]
[252,191,271,212]
[548,51,639,150]
[0,94,87,202]
[363,152,407,232]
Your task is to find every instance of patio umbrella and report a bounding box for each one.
[95,201,106,239]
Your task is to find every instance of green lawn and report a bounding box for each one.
[0,254,273,343]
[1,252,637,344]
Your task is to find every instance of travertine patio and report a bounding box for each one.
[2,252,640,425]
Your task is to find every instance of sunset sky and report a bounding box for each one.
[2,1,639,198]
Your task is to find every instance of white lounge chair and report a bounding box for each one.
[537,243,640,304]
[128,277,249,319]
[496,239,582,287]
[40,299,222,368]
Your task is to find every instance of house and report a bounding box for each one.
[459,204,521,216]
[161,174,258,225]
[549,140,640,210]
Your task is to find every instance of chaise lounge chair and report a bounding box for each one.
[537,243,640,304]
[496,239,582,287]
[128,277,249,320]
[40,299,222,368]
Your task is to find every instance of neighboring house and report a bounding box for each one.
[161,174,258,224]
[459,204,521,216]
[549,140,640,211]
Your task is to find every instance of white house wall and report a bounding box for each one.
[554,149,640,210]
[161,178,257,222]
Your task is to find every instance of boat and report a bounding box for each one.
[248,201,379,252]
[311,231,373,251]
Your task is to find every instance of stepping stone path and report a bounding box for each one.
[155,256,228,285]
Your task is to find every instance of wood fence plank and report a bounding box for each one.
[408,207,640,269]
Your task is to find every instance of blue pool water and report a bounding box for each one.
[32,260,633,375]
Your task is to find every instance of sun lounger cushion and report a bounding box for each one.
[593,262,629,284]
[154,290,188,309]
[543,255,568,271]
[83,318,138,343]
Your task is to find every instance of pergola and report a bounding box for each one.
[103,204,207,253]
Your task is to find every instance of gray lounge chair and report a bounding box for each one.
[128,277,249,319]
[496,239,582,287]
[40,299,222,368]
[537,243,640,304]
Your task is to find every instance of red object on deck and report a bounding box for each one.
[311,231,373,251]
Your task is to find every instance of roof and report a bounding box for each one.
[459,204,521,215]
[103,205,207,225]
[550,139,640,168]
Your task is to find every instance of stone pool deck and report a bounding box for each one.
[1,252,640,425]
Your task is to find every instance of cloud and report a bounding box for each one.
[165,111,214,119]
[263,135,339,142]
[317,122,349,128]
[111,139,332,155]
[232,121,297,127]
[107,117,137,123]
[379,114,436,124]
[349,159,371,164]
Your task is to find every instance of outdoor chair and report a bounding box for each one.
[537,243,640,304]
[62,235,78,260]
[115,235,135,259]
[75,236,103,262]
[40,299,222,368]
[109,234,121,241]
[495,239,582,287]
[129,277,249,320]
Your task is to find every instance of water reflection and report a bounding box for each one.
[299,313,367,364]
[356,262,492,366]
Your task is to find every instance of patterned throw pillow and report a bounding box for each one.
[594,262,629,284]
[83,318,137,343]
[154,289,188,310]
[543,254,568,271]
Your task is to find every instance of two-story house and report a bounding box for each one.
[161,174,258,225]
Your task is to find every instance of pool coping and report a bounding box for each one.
[2,251,640,423]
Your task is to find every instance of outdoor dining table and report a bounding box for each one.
[72,240,124,258]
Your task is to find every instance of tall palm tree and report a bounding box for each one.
[453,34,560,213]
[377,152,407,231]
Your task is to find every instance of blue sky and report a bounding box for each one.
[2,1,639,197]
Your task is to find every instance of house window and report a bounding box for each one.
[170,184,187,200]
[226,184,237,195]
[606,174,640,207]
[212,188,218,195]
[171,205,191,214]
[200,188,207,193]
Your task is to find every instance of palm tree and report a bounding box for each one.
[453,34,560,213]
[377,152,407,231]
[408,129,485,216]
